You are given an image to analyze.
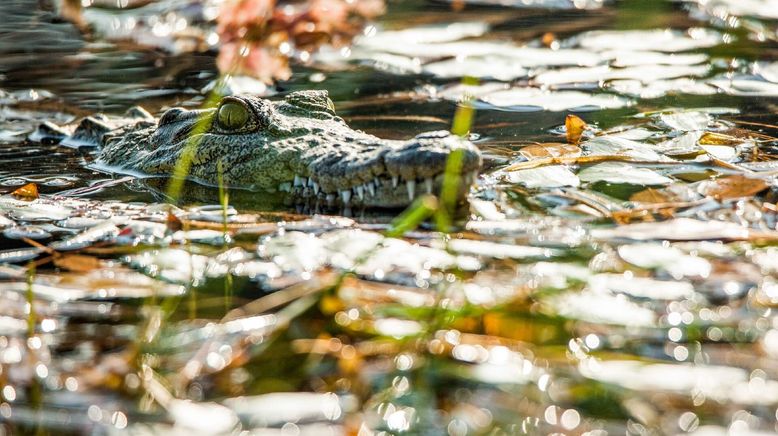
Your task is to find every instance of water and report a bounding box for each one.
[2,0,778,434]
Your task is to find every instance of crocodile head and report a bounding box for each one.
[95,90,482,208]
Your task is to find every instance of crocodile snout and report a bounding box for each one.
[292,130,482,208]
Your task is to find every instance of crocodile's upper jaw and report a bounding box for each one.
[92,90,482,208]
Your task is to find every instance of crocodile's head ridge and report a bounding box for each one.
[93,90,482,208]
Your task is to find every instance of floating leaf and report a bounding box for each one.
[606,50,708,67]
[53,254,102,273]
[578,162,673,185]
[505,165,580,188]
[698,174,768,200]
[11,183,38,200]
[591,218,751,241]
[659,111,711,132]
[423,56,528,81]
[608,78,717,99]
[577,29,723,52]
[565,115,587,144]
[534,64,710,87]
[585,136,667,161]
[477,88,631,112]
[520,143,582,160]
[630,188,672,203]
[708,77,778,97]
[699,131,743,146]
[699,144,737,160]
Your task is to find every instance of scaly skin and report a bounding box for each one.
[88,90,482,208]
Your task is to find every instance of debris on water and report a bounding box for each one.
[578,162,674,185]
[4,0,778,434]
[10,182,38,200]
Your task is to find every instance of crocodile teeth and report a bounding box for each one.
[392,175,399,188]
[341,190,352,205]
[307,177,315,187]
[366,183,375,197]
[425,177,433,194]
[406,180,416,201]
[374,178,380,189]
[355,185,364,200]
[312,182,319,194]
[294,175,304,187]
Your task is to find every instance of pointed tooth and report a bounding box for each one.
[312,182,319,194]
[355,185,364,200]
[392,175,399,188]
[294,175,304,187]
[366,183,375,197]
[307,177,315,187]
[425,177,433,194]
[374,178,380,188]
[406,179,416,201]
[341,189,352,205]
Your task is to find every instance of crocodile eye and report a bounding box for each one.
[217,102,249,130]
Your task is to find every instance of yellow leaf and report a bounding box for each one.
[699,174,768,200]
[12,183,38,200]
[699,131,741,146]
[565,114,587,144]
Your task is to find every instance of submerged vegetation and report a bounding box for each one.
[3,0,778,434]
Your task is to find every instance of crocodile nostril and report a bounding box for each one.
[158,107,188,127]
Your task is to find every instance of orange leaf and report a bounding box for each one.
[12,183,39,200]
[565,114,587,144]
[699,174,768,200]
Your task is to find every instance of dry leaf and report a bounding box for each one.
[12,183,39,200]
[54,254,102,272]
[519,143,581,160]
[630,188,671,203]
[699,131,741,146]
[699,174,768,200]
[565,114,587,144]
[167,211,183,232]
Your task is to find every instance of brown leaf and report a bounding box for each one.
[54,254,102,272]
[699,174,768,200]
[519,143,581,160]
[630,188,671,204]
[565,114,587,144]
[166,211,182,232]
[12,183,39,200]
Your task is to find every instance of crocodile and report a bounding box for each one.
[39,90,482,208]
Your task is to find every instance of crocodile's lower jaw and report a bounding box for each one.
[279,171,479,208]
